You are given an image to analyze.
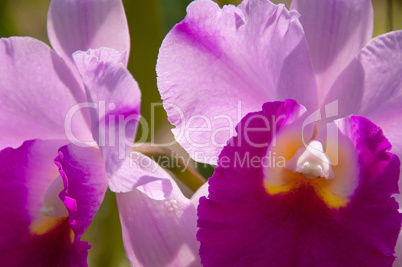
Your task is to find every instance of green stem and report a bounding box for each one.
[387,0,394,32]
[215,0,241,7]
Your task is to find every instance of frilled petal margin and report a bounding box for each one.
[55,144,108,241]
[0,37,91,152]
[47,0,130,69]
[73,47,141,177]
[157,0,317,164]
[198,100,401,266]
[112,152,201,266]
[0,140,89,266]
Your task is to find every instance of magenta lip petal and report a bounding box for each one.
[198,100,401,267]
[55,144,108,241]
[0,140,90,266]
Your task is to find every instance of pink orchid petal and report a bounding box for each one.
[157,0,317,164]
[73,47,141,177]
[47,0,130,69]
[113,153,200,266]
[291,0,373,103]
[0,140,89,266]
[0,37,91,151]
[357,31,402,209]
[325,31,402,204]
[198,100,401,266]
[322,58,364,120]
[55,144,108,240]
[109,152,173,195]
[354,31,402,150]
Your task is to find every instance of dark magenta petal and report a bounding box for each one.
[0,140,89,266]
[198,100,401,266]
[55,144,108,240]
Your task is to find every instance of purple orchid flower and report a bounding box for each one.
[156,0,402,167]
[198,99,401,265]
[0,0,141,265]
[0,0,205,265]
[156,0,402,182]
[156,0,402,265]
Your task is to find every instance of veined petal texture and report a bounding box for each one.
[47,0,130,69]
[0,37,91,151]
[73,47,141,177]
[291,0,373,103]
[157,0,317,164]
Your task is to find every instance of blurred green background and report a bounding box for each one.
[0,0,400,266]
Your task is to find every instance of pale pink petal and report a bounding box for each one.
[291,0,373,103]
[325,31,402,204]
[357,31,402,208]
[114,153,200,266]
[322,58,364,120]
[109,152,172,195]
[0,37,91,151]
[157,0,317,164]
[353,32,402,123]
[47,0,130,68]
[73,48,141,176]
[325,31,402,129]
